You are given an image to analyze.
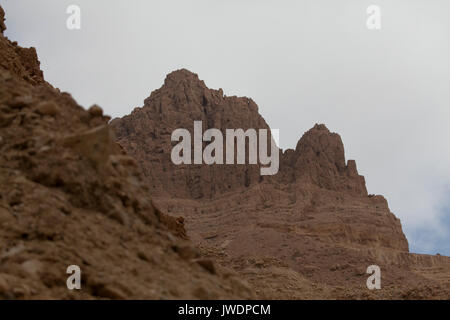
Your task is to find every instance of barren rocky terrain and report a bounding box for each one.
[0,5,449,299]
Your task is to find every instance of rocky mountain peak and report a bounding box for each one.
[0,7,44,86]
[164,68,205,86]
[143,68,227,116]
[294,123,346,174]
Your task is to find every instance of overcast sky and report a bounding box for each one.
[3,0,449,255]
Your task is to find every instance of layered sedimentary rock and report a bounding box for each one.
[0,6,253,299]
[112,69,408,252]
[278,124,367,196]
[112,69,450,299]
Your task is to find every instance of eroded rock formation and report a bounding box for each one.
[112,69,450,299]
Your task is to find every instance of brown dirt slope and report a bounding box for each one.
[0,6,253,300]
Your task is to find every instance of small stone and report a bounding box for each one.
[10,95,33,109]
[62,125,112,167]
[36,101,59,116]
[110,206,130,227]
[0,207,13,224]
[195,259,216,275]
[96,285,127,300]
[0,113,15,127]
[12,285,31,298]
[1,244,26,260]
[173,245,199,260]
[0,274,10,294]
[21,259,44,278]
[192,286,210,299]
[88,105,103,117]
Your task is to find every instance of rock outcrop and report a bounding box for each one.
[278,124,367,196]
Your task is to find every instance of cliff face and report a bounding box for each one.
[0,6,253,299]
[112,69,408,252]
[279,124,367,196]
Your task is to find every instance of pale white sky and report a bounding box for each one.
[3,0,449,255]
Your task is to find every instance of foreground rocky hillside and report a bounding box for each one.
[113,70,450,299]
[0,6,253,299]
